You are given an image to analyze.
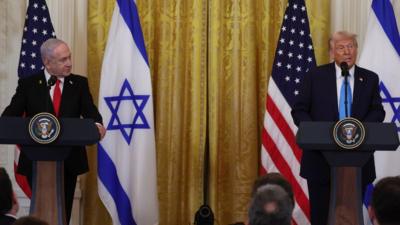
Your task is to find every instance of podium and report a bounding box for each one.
[296,121,399,225]
[0,117,99,225]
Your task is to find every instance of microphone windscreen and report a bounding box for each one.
[340,62,349,71]
[47,75,57,87]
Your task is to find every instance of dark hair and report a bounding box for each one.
[12,216,49,225]
[371,176,400,225]
[251,173,294,207]
[0,167,13,214]
[248,184,293,225]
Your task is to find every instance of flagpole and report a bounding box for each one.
[194,0,215,224]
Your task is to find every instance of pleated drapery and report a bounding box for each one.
[85,0,330,224]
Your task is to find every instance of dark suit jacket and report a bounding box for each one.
[1,71,103,176]
[291,63,385,184]
[0,214,16,225]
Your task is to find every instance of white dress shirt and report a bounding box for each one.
[44,69,64,100]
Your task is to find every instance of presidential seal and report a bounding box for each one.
[333,117,365,150]
[28,112,60,144]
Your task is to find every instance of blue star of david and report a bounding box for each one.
[380,82,400,132]
[104,79,150,144]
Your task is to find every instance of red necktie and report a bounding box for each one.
[52,79,61,116]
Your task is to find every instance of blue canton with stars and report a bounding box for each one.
[380,82,400,132]
[271,0,316,107]
[104,79,150,145]
[19,0,56,78]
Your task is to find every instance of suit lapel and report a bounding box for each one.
[352,66,364,118]
[328,63,340,120]
[59,76,75,116]
[37,72,54,114]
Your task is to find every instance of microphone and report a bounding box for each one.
[46,75,57,114]
[340,62,349,77]
[47,75,57,88]
[340,62,350,118]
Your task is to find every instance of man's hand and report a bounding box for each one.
[95,123,106,140]
[8,191,19,216]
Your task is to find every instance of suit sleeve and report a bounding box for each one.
[363,74,385,122]
[80,78,103,124]
[291,70,313,126]
[1,78,26,117]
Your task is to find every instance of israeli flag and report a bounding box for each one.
[359,0,400,179]
[97,0,159,225]
[358,0,400,223]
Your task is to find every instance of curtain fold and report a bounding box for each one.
[140,1,209,224]
[86,0,330,224]
[84,1,115,225]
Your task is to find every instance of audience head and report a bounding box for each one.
[0,167,13,214]
[12,216,49,225]
[248,184,294,225]
[251,172,294,208]
[368,176,400,225]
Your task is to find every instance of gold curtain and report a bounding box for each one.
[85,0,330,225]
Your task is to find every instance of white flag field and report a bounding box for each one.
[359,0,400,181]
[97,0,159,225]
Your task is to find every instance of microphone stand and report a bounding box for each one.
[46,75,57,114]
[344,74,349,118]
[340,62,350,118]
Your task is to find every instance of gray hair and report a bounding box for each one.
[40,38,67,61]
[248,184,294,225]
[329,30,358,51]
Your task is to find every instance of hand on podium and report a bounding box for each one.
[95,123,106,140]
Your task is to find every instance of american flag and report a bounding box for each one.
[18,0,56,78]
[260,0,316,224]
[15,0,56,197]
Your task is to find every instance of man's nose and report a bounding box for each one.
[66,59,72,67]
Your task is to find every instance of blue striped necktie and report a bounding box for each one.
[339,78,352,119]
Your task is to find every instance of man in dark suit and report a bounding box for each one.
[291,31,385,225]
[1,38,106,223]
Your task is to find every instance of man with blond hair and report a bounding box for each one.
[291,31,385,224]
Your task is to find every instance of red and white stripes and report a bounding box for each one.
[260,80,310,225]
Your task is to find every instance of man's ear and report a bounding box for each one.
[43,58,50,68]
[368,205,376,223]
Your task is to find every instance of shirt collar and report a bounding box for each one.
[335,63,355,79]
[4,214,17,220]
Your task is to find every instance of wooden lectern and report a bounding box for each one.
[0,117,99,225]
[296,121,399,225]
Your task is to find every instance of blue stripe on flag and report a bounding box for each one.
[98,143,137,225]
[363,184,375,224]
[363,184,374,207]
[117,0,149,65]
[372,0,400,56]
